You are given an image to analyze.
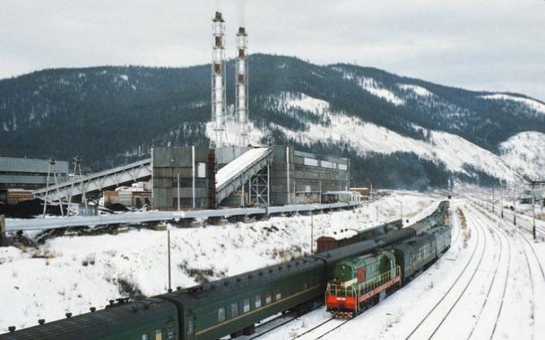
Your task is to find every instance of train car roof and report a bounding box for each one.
[1,298,176,340]
[394,233,435,252]
[158,257,325,309]
[316,228,358,241]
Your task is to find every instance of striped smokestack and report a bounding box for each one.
[211,11,226,148]
[235,26,248,146]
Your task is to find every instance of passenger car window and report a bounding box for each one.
[243,298,250,313]
[255,294,262,308]
[218,307,226,322]
[231,302,239,317]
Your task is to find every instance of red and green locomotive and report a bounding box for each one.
[325,250,401,318]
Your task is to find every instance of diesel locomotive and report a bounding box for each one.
[1,201,450,340]
[326,225,451,318]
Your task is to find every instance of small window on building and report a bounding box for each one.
[243,298,250,313]
[197,162,206,178]
[255,294,262,308]
[231,302,239,317]
[265,292,272,305]
[218,307,226,322]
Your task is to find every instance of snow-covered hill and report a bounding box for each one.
[214,90,533,186]
[2,55,545,187]
[500,131,545,181]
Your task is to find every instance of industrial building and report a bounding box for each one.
[0,157,69,204]
[151,145,350,210]
[15,12,352,213]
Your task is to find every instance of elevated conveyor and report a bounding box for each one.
[216,147,273,203]
[33,159,152,202]
[34,148,273,206]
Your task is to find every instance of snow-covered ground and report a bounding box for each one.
[253,198,545,340]
[1,191,544,339]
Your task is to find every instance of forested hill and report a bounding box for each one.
[2,54,545,190]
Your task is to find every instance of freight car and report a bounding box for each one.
[316,217,403,252]
[326,225,451,318]
[1,203,451,340]
[317,200,450,253]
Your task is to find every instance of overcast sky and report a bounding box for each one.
[1,0,544,101]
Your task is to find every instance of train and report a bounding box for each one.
[0,201,450,340]
[317,200,450,252]
[325,225,451,318]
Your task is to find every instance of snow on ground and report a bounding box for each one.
[499,131,545,180]
[398,84,434,98]
[2,192,544,339]
[355,77,405,106]
[0,192,433,334]
[481,94,545,115]
[252,198,545,340]
[271,106,521,183]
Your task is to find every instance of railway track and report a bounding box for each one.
[466,205,512,340]
[478,204,545,339]
[405,205,487,339]
[243,305,323,340]
[293,317,351,340]
[246,199,542,339]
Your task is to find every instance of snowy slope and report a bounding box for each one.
[213,91,525,184]
[499,131,545,180]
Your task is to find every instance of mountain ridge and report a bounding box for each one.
[1,54,544,190]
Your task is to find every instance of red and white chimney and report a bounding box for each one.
[235,26,248,146]
[211,12,226,147]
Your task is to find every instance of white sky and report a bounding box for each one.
[1,0,544,101]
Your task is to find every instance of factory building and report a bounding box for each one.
[7,11,351,213]
[151,12,351,210]
[151,145,350,210]
[0,157,69,204]
[152,147,216,210]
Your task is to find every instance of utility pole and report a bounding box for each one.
[167,230,172,291]
[310,213,314,255]
[532,196,536,240]
[531,181,537,240]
